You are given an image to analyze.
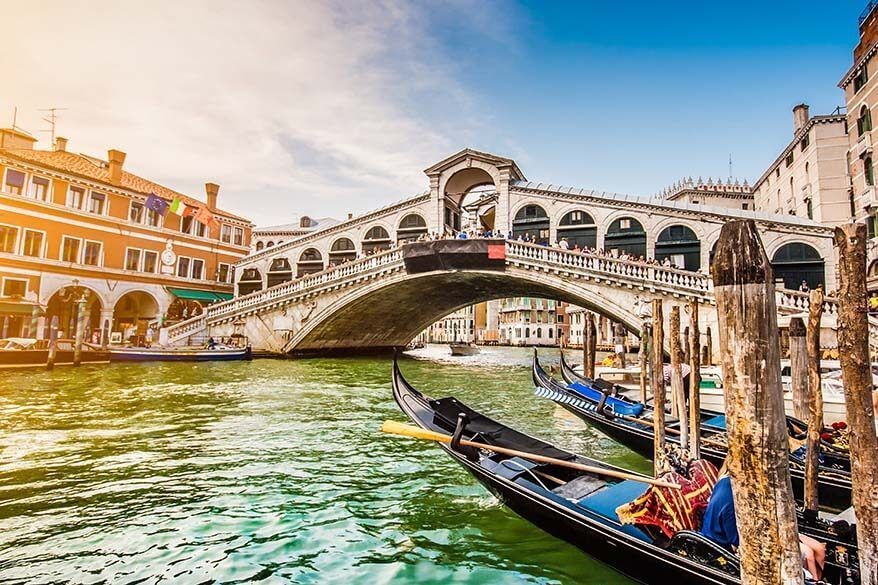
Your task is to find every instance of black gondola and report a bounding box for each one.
[535,351,854,511]
[391,357,860,585]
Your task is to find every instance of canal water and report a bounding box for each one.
[0,345,647,584]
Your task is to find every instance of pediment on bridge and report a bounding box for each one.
[424,148,526,181]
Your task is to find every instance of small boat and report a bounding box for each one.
[0,338,110,369]
[391,357,860,585]
[109,345,252,362]
[448,342,479,356]
[538,352,853,510]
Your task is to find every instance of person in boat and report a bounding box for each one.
[145,327,154,349]
[207,336,217,350]
[701,461,826,579]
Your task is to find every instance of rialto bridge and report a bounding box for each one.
[161,149,850,355]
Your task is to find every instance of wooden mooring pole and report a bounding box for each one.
[670,305,688,452]
[651,299,667,474]
[46,316,59,371]
[639,324,650,405]
[585,313,597,379]
[688,300,701,460]
[712,220,803,585]
[788,317,808,421]
[834,223,878,585]
[73,297,86,367]
[705,326,713,366]
[804,287,824,512]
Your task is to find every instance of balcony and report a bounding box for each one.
[854,132,873,159]
[861,187,878,211]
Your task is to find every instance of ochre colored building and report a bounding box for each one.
[0,128,253,341]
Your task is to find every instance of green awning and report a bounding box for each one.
[167,288,233,303]
[0,301,39,315]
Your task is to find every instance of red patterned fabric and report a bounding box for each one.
[616,459,719,538]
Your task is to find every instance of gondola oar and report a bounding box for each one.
[381,420,682,490]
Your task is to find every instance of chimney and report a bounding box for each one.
[347,212,353,220]
[793,103,810,133]
[55,137,68,152]
[205,182,219,209]
[107,149,126,185]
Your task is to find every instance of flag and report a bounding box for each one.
[145,193,169,215]
[169,197,188,216]
[194,205,218,228]
[182,205,196,218]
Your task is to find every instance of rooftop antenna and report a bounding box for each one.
[728,153,733,180]
[38,107,67,147]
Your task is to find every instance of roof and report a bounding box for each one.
[423,148,526,181]
[0,147,252,224]
[839,41,878,88]
[255,216,340,234]
[0,127,37,142]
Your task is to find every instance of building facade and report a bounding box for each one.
[252,215,340,253]
[0,130,253,341]
[497,297,557,346]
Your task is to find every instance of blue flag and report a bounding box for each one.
[145,193,169,215]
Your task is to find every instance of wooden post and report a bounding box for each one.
[582,313,590,375]
[712,220,804,585]
[651,299,667,475]
[73,298,86,366]
[585,313,597,379]
[788,317,808,421]
[639,324,650,405]
[682,326,690,364]
[101,319,110,350]
[614,323,627,368]
[803,288,824,512]
[46,316,59,371]
[688,300,701,460]
[705,326,713,366]
[670,305,688,451]
[834,223,878,585]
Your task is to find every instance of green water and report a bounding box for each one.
[0,345,648,584]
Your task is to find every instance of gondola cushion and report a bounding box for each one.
[576,481,652,542]
[567,382,645,417]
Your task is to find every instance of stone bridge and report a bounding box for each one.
[161,148,855,356]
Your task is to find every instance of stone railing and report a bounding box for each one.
[775,289,839,317]
[165,248,404,343]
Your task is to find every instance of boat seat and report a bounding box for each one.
[702,414,726,430]
[552,474,605,500]
[575,480,652,542]
[667,530,740,576]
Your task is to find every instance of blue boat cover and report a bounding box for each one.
[568,381,645,417]
[577,480,651,542]
[703,415,726,430]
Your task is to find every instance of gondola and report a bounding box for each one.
[535,352,854,511]
[391,357,859,585]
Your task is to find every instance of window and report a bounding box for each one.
[143,250,158,273]
[177,256,191,278]
[83,241,102,266]
[146,208,161,227]
[181,216,194,234]
[855,64,869,93]
[129,202,144,223]
[2,278,27,298]
[194,221,206,238]
[801,132,810,150]
[66,186,85,209]
[234,226,244,246]
[785,152,794,167]
[807,199,813,220]
[27,176,50,201]
[218,262,232,283]
[620,219,630,229]
[0,225,18,253]
[3,169,25,195]
[869,214,878,239]
[21,229,44,257]
[742,203,749,210]
[775,168,780,178]
[867,157,875,187]
[191,258,204,280]
[61,236,81,263]
[87,191,106,215]
[858,106,873,137]
[125,248,142,271]
[221,224,232,243]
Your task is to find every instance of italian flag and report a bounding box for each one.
[169,198,190,216]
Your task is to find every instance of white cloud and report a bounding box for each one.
[1,0,500,226]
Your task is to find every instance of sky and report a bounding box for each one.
[1,0,868,227]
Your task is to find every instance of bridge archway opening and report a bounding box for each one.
[605,217,646,258]
[655,225,701,271]
[266,241,275,248]
[268,258,294,287]
[771,243,825,290]
[256,241,264,251]
[397,214,428,243]
[558,210,597,249]
[238,268,264,296]
[443,167,496,234]
[329,237,357,266]
[297,249,324,277]
[362,226,392,254]
[512,204,550,244]
[460,185,498,233]
[46,285,103,340]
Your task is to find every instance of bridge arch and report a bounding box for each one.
[297,248,324,277]
[604,216,647,258]
[397,213,428,243]
[441,166,498,234]
[655,224,701,271]
[557,208,597,249]
[511,203,550,244]
[267,257,294,287]
[769,241,825,290]
[237,267,264,296]
[329,237,357,266]
[362,225,392,254]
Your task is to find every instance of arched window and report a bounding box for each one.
[397,214,428,243]
[329,237,357,266]
[866,157,875,187]
[655,225,701,270]
[238,268,263,296]
[266,241,274,248]
[511,204,549,244]
[297,248,324,277]
[267,257,293,287]
[362,225,391,254]
[256,241,264,251]
[604,217,646,258]
[771,242,825,290]
[557,210,597,249]
[858,105,872,136]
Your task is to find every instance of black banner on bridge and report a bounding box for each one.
[402,239,506,273]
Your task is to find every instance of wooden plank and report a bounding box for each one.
[651,299,667,474]
[804,288,824,511]
[788,317,808,421]
[688,300,701,459]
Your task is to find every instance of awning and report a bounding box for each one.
[167,287,233,303]
[0,301,39,315]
